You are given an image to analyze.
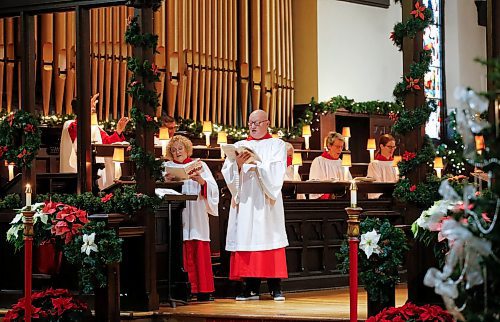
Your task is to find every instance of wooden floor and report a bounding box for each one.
[119,285,408,321]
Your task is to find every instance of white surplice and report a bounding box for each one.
[367,160,398,199]
[222,138,289,251]
[165,160,219,241]
[308,156,352,199]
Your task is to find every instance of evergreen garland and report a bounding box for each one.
[390,2,433,51]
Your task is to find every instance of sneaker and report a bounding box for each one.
[197,293,214,302]
[271,291,285,301]
[235,291,260,301]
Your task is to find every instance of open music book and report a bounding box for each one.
[164,159,204,180]
[221,144,261,163]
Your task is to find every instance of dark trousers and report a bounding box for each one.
[244,277,281,294]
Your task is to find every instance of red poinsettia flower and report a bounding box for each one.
[409,185,417,192]
[0,146,7,158]
[410,2,426,20]
[130,80,140,87]
[101,193,114,203]
[402,151,416,161]
[17,149,28,159]
[405,76,421,91]
[6,113,15,126]
[151,63,159,76]
[24,123,35,133]
[388,112,399,121]
[145,114,154,122]
[389,32,395,41]
[127,16,133,26]
[52,297,74,315]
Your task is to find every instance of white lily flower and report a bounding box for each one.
[81,233,98,256]
[359,229,382,259]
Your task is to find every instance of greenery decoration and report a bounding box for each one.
[390,2,433,51]
[393,50,432,101]
[129,139,165,181]
[337,218,409,303]
[393,174,441,208]
[0,194,21,210]
[64,221,123,294]
[124,16,159,50]
[436,111,467,175]
[125,0,163,11]
[397,136,435,177]
[3,288,89,322]
[39,113,76,127]
[0,110,41,168]
[391,101,436,135]
[7,203,53,252]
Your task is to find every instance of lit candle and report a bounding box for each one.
[25,184,32,207]
[302,125,311,150]
[342,127,351,151]
[341,153,352,181]
[217,131,228,159]
[433,157,444,179]
[159,127,170,158]
[367,138,376,162]
[112,147,125,180]
[350,180,358,208]
[292,152,303,180]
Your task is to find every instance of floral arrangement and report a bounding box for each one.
[3,288,89,321]
[63,221,123,294]
[337,218,409,303]
[45,201,89,244]
[367,302,453,322]
[0,110,41,168]
[0,193,22,210]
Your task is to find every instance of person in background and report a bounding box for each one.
[367,134,398,182]
[308,131,352,199]
[164,135,219,302]
[284,142,301,181]
[221,109,288,301]
[155,114,178,145]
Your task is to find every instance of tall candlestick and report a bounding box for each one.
[25,184,32,207]
[350,180,358,208]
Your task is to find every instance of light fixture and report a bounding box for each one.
[272,133,279,139]
[112,147,125,180]
[292,152,302,179]
[217,131,228,158]
[341,153,352,181]
[392,155,402,177]
[367,138,376,162]
[159,127,170,158]
[342,127,351,151]
[91,113,99,126]
[5,161,14,181]
[475,135,485,155]
[202,121,212,147]
[302,125,311,150]
[433,157,444,178]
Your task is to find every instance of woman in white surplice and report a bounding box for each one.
[221,110,288,301]
[367,134,398,198]
[164,135,219,301]
[308,131,352,199]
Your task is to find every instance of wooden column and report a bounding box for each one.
[20,12,37,198]
[76,6,92,193]
[487,0,500,135]
[131,6,159,310]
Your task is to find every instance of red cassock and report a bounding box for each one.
[67,121,125,144]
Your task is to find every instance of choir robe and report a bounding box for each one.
[367,155,398,198]
[164,160,219,293]
[308,152,352,199]
[221,137,289,279]
[285,165,306,199]
[59,120,126,189]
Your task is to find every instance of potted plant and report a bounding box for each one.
[3,288,90,321]
[367,302,453,321]
[337,218,409,317]
[63,221,123,294]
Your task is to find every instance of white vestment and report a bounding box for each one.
[164,161,219,241]
[367,160,398,199]
[222,138,289,251]
[285,165,305,199]
[308,156,352,199]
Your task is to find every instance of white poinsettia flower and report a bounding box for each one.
[34,212,49,224]
[81,233,98,256]
[10,213,23,224]
[6,225,23,241]
[359,229,382,259]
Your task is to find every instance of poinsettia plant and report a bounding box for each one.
[337,218,409,303]
[367,302,453,322]
[3,288,89,322]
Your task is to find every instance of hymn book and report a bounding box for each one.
[164,159,204,180]
[221,144,262,163]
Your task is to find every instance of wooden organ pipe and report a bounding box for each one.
[54,12,66,114]
[40,15,53,115]
[65,12,76,114]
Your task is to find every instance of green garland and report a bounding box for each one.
[64,221,123,294]
[393,49,432,101]
[0,110,41,168]
[393,175,441,208]
[391,101,436,135]
[0,194,21,210]
[390,2,433,51]
[397,136,436,177]
[129,139,164,181]
[124,16,159,50]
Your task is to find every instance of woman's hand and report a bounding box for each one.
[116,117,130,135]
[236,151,251,169]
[90,93,99,113]
[164,173,177,182]
[189,172,206,186]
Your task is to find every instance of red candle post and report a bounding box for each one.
[346,206,362,322]
[23,207,35,322]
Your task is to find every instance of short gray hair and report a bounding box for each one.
[325,132,344,147]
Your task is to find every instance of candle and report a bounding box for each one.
[367,138,376,162]
[342,127,351,151]
[302,125,311,150]
[350,180,358,208]
[202,121,213,147]
[25,184,32,207]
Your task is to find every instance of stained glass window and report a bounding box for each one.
[423,0,444,139]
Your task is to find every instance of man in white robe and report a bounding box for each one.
[309,131,352,199]
[221,110,288,301]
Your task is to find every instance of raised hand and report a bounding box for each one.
[116,117,130,135]
[90,93,99,113]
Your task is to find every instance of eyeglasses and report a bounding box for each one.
[248,120,268,127]
[384,145,397,149]
[170,146,185,154]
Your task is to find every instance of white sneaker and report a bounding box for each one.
[235,291,260,301]
[272,291,285,301]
